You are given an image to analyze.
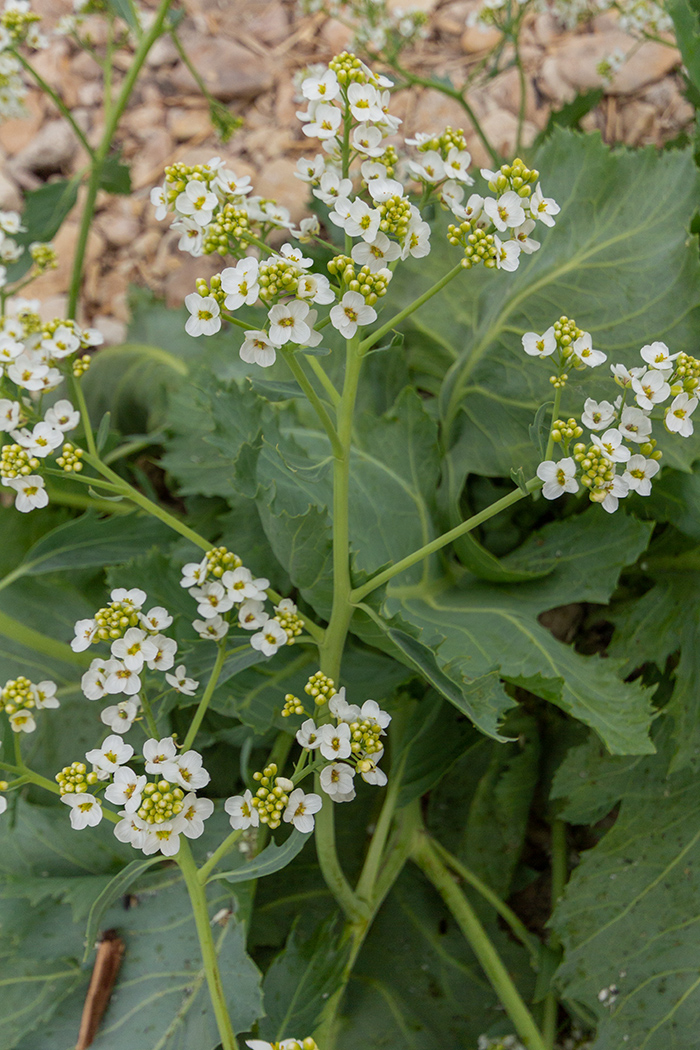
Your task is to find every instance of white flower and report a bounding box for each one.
[184,294,221,338]
[351,232,400,273]
[0,398,20,430]
[572,332,606,368]
[318,722,352,761]
[238,599,269,630]
[162,749,210,791]
[11,422,63,458]
[267,301,311,347]
[150,184,168,220]
[165,665,199,695]
[484,191,526,232]
[104,766,146,812]
[44,398,79,431]
[296,272,335,305]
[640,341,677,369]
[366,176,403,204]
[622,454,660,496]
[330,291,377,339]
[181,558,208,588]
[110,627,159,672]
[114,812,149,848]
[0,796,6,815]
[221,258,260,310]
[591,428,631,463]
[193,614,229,640]
[143,736,177,775]
[251,619,288,657]
[530,183,560,226]
[320,762,356,802]
[512,219,540,254]
[611,362,645,387]
[9,710,35,733]
[302,68,340,102]
[6,475,48,513]
[345,199,382,243]
[444,147,473,183]
[141,822,183,857]
[179,793,214,839]
[347,82,383,122]
[71,618,97,653]
[295,154,326,183]
[41,325,80,359]
[101,700,139,734]
[352,123,384,157]
[175,179,217,226]
[597,475,630,514]
[582,398,615,430]
[171,218,203,256]
[536,458,579,500]
[494,236,521,272]
[86,734,134,775]
[665,392,698,437]
[358,755,388,786]
[302,101,342,139]
[62,793,103,829]
[225,789,259,830]
[110,587,147,609]
[82,658,119,701]
[632,369,670,410]
[223,566,269,603]
[139,606,173,633]
[360,699,391,728]
[146,634,177,672]
[0,337,23,367]
[212,168,252,198]
[329,687,361,723]
[522,327,556,358]
[283,788,322,833]
[30,680,59,709]
[619,405,652,443]
[401,209,431,259]
[240,329,277,368]
[193,580,234,619]
[296,718,321,749]
[409,150,445,184]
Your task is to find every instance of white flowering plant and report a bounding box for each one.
[1,3,700,1050]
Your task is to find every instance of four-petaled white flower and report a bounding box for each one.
[360,699,391,728]
[352,123,384,157]
[512,219,540,254]
[86,734,134,775]
[302,69,340,102]
[347,82,383,123]
[221,258,260,310]
[6,474,49,513]
[494,237,521,272]
[632,369,670,410]
[596,475,630,514]
[665,392,698,437]
[225,789,259,830]
[110,627,159,671]
[238,599,269,631]
[444,147,473,183]
[296,272,335,305]
[318,722,352,761]
[267,301,312,347]
[572,333,607,368]
[44,398,80,431]
[179,793,214,839]
[62,793,103,829]
[530,183,560,226]
[143,736,178,775]
[175,180,217,226]
[101,700,139,734]
[330,291,377,339]
[162,749,211,791]
[193,614,229,640]
[622,454,660,496]
[484,191,526,232]
[296,718,321,749]
[223,567,269,603]
[142,821,183,857]
[582,398,615,430]
[139,606,173,632]
[165,665,199,695]
[31,680,59,709]
[71,619,97,653]
[408,150,445,184]
[181,558,208,588]
[193,580,234,619]
[185,294,221,338]
[251,619,288,657]
[283,788,322,833]
[105,660,142,697]
[536,458,579,500]
[320,762,356,802]
[302,102,342,140]
[351,233,400,273]
[640,341,677,370]
[329,687,361,723]
[591,428,630,463]
[9,710,36,733]
[104,767,147,812]
[619,406,652,443]
[522,327,556,358]
[401,210,431,259]
[240,329,277,368]
[146,634,178,672]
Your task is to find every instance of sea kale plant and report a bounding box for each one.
[2,2,700,1050]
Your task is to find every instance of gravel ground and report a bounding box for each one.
[1,0,691,340]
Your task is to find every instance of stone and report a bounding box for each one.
[620,100,656,146]
[29,220,105,300]
[130,127,175,191]
[92,314,128,346]
[487,67,540,125]
[10,119,77,176]
[386,0,438,10]
[146,34,179,69]
[164,253,222,309]
[255,156,311,224]
[609,41,680,95]
[166,39,273,102]
[0,91,43,155]
[0,171,22,211]
[469,109,537,166]
[540,30,679,99]
[411,91,482,139]
[167,107,212,142]
[96,213,141,249]
[77,82,103,107]
[320,18,353,53]
[461,24,501,52]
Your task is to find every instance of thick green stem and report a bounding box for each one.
[351,478,540,603]
[177,840,238,1050]
[282,350,343,457]
[182,643,227,751]
[198,828,243,884]
[359,262,463,356]
[544,385,563,462]
[355,747,406,904]
[306,354,341,407]
[140,693,160,739]
[543,819,567,1049]
[413,834,547,1050]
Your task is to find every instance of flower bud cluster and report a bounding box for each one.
[447,220,497,270]
[0,2,43,47]
[275,599,305,640]
[55,761,98,795]
[551,418,583,446]
[304,670,337,706]
[202,203,251,256]
[72,354,91,377]
[55,442,83,472]
[29,241,57,273]
[0,443,38,478]
[93,598,142,642]
[136,779,186,824]
[1,674,58,733]
[282,693,306,717]
[251,763,293,829]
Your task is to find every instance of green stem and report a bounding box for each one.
[431,838,540,964]
[44,485,133,514]
[351,478,540,603]
[359,262,463,356]
[182,643,227,751]
[515,43,527,157]
[544,385,562,462]
[11,50,94,157]
[140,693,159,739]
[282,351,343,457]
[413,834,547,1050]
[355,747,406,904]
[198,828,243,884]
[177,839,238,1050]
[543,820,567,1049]
[306,354,341,407]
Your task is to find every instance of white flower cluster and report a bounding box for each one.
[225,780,323,835]
[59,733,213,857]
[71,587,199,734]
[181,546,302,657]
[297,687,391,801]
[0,674,58,734]
[297,0,429,55]
[0,0,47,121]
[477,1037,525,1050]
[246,1038,319,1050]
[470,0,671,36]
[526,322,698,512]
